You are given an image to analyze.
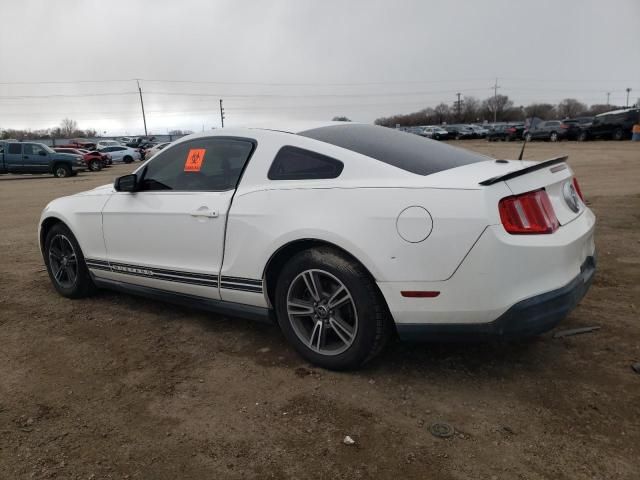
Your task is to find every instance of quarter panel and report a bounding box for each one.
[222,186,502,284]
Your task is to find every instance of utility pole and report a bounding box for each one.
[456,92,462,121]
[219,99,225,128]
[606,92,611,106]
[136,79,148,137]
[626,88,632,107]
[493,78,500,123]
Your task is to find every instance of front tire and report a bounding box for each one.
[123,155,133,164]
[613,128,625,141]
[89,160,102,172]
[44,223,96,298]
[53,164,71,178]
[274,248,392,370]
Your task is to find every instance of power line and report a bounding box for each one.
[0,92,138,99]
[1,76,637,86]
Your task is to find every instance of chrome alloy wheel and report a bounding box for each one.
[286,269,358,356]
[48,234,78,289]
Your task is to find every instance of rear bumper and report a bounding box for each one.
[396,255,595,341]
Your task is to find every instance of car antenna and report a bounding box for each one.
[518,121,529,161]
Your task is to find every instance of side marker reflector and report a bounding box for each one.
[401,291,440,298]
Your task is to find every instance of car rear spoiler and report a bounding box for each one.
[479,156,568,186]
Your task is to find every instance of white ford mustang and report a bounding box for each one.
[39,122,596,369]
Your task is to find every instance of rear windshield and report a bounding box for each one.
[299,124,489,176]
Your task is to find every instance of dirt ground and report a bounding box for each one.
[1,140,639,479]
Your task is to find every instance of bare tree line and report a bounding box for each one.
[373,96,617,127]
[1,118,98,140]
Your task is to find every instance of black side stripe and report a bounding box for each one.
[85,258,263,293]
[220,276,263,287]
[220,283,264,294]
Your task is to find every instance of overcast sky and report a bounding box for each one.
[1,0,638,135]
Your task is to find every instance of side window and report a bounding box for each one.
[24,144,46,155]
[139,137,255,192]
[8,144,22,154]
[268,146,344,180]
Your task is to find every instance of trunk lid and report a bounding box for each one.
[482,157,583,226]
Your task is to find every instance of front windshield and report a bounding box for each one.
[43,144,56,154]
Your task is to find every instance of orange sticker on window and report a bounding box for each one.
[184,148,206,172]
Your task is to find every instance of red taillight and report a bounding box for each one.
[572,177,584,201]
[560,124,569,129]
[499,189,559,234]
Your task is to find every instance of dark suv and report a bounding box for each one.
[524,120,570,142]
[488,123,525,141]
[579,108,640,141]
[562,117,594,141]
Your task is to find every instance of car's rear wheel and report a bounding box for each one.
[578,131,588,142]
[53,164,71,178]
[123,155,133,164]
[44,223,96,298]
[274,247,392,370]
[525,133,533,142]
[550,132,558,142]
[89,160,102,172]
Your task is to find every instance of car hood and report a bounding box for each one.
[52,153,79,161]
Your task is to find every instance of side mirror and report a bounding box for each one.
[39,151,47,156]
[114,174,138,192]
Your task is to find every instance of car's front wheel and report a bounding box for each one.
[123,155,133,164]
[275,248,392,370]
[44,223,96,298]
[53,164,71,178]
[613,128,625,141]
[89,160,102,171]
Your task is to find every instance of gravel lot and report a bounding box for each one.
[1,140,639,479]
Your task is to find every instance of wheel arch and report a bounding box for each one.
[262,238,381,309]
[39,215,66,254]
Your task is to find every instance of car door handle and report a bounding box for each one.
[23,155,28,159]
[190,208,218,218]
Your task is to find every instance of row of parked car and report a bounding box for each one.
[0,137,172,178]
[524,108,640,142]
[399,107,640,143]
[68,137,172,163]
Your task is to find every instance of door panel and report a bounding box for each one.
[100,135,256,299]
[5,144,24,171]
[23,144,50,172]
[22,143,50,173]
[102,191,233,299]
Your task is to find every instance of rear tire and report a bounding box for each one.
[525,133,533,142]
[550,132,558,142]
[44,223,96,298]
[578,131,588,142]
[123,155,133,164]
[274,247,392,370]
[89,160,102,172]
[53,164,71,178]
